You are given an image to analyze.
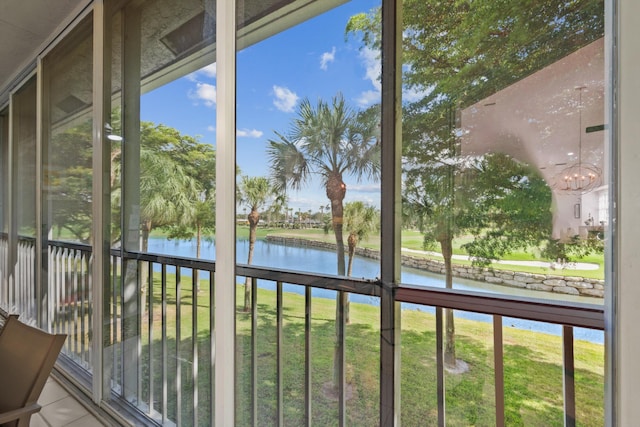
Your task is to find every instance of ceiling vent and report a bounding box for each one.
[56,94,88,115]
[160,12,215,58]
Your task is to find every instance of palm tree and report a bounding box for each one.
[267,93,380,276]
[139,149,199,252]
[163,136,217,292]
[111,143,199,310]
[166,191,215,292]
[268,192,287,227]
[111,145,199,253]
[343,201,379,324]
[268,93,380,391]
[238,176,274,311]
[344,201,379,276]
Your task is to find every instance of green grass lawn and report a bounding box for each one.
[132,275,604,426]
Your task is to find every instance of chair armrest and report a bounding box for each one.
[0,402,42,423]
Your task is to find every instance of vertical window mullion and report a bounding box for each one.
[92,0,111,404]
[379,0,403,424]
[214,0,237,424]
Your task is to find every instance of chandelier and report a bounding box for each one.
[552,86,602,194]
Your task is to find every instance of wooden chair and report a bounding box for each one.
[0,317,66,427]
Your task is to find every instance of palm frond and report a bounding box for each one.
[267,131,310,193]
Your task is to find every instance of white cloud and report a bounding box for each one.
[272,85,299,113]
[361,47,381,91]
[186,63,217,81]
[191,82,217,107]
[237,128,263,138]
[401,64,433,103]
[355,47,381,107]
[402,86,432,103]
[356,90,380,108]
[200,63,217,78]
[320,47,336,71]
[207,125,216,132]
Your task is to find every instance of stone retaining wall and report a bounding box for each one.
[265,235,604,298]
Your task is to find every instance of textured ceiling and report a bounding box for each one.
[1,0,345,107]
[0,0,86,98]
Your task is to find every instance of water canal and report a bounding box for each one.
[147,237,604,343]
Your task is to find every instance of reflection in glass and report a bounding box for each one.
[386,0,607,302]
[107,1,217,424]
[44,17,93,244]
[346,3,611,418]
[11,77,37,320]
[13,78,37,238]
[370,0,607,377]
[0,110,7,307]
[0,110,7,235]
[42,14,94,371]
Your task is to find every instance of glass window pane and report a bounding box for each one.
[108,2,217,424]
[0,110,7,235]
[235,2,383,424]
[235,0,382,280]
[13,78,37,238]
[44,17,93,244]
[0,109,8,308]
[396,0,606,305]
[11,76,37,320]
[42,14,94,371]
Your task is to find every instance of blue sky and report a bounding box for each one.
[140,0,382,213]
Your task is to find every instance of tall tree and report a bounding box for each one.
[138,149,199,253]
[165,135,217,291]
[268,94,380,276]
[268,93,380,390]
[110,122,201,253]
[347,0,604,110]
[344,201,379,277]
[404,126,553,368]
[48,120,93,243]
[343,201,379,323]
[461,153,553,265]
[238,175,274,312]
[348,0,602,370]
[268,192,287,228]
[402,104,469,368]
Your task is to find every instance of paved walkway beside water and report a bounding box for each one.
[401,248,600,270]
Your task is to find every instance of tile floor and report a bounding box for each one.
[33,379,108,427]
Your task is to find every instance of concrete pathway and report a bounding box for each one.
[400,248,600,270]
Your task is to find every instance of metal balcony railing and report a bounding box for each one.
[1,239,605,426]
[0,235,37,321]
[49,240,93,371]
